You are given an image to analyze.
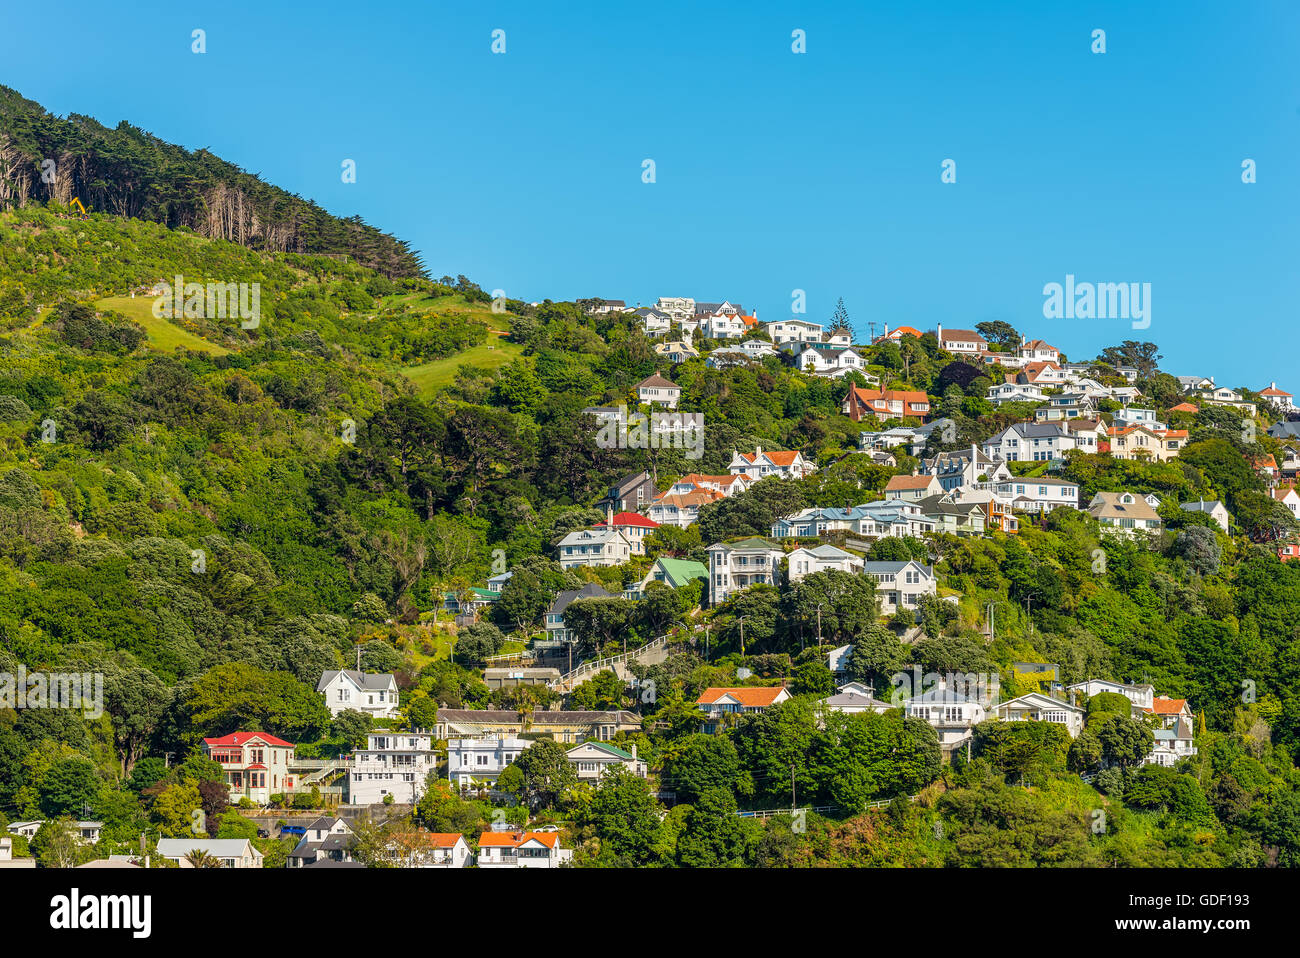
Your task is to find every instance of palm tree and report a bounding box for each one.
[184,849,221,868]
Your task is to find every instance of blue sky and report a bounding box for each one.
[2,1,1297,386]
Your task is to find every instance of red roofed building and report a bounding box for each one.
[841,386,931,422]
[727,445,817,480]
[1168,402,1199,414]
[594,509,660,555]
[697,686,791,729]
[872,324,923,344]
[1260,382,1295,413]
[476,830,572,868]
[202,732,297,803]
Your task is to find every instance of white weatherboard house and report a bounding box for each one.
[1066,679,1155,711]
[706,538,785,603]
[156,838,264,869]
[448,736,532,790]
[350,730,439,805]
[566,741,647,781]
[477,830,572,868]
[861,560,936,615]
[904,684,987,751]
[727,445,817,481]
[1087,491,1163,537]
[786,544,863,582]
[317,670,400,719]
[556,527,632,569]
[994,693,1086,738]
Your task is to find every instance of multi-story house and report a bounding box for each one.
[627,557,708,598]
[592,510,659,556]
[791,344,867,378]
[316,670,400,719]
[852,499,937,539]
[447,736,532,791]
[635,373,681,408]
[1180,498,1231,531]
[595,471,658,513]
[1107,425,1186,462]
[1269,487,1300,519]
[1066,418,1107,452]
[654,297,696,322]
[1112,406,1165,430]
[766,318,825,345]
[653,340,699,364]
[707,342,779,367]
[694,300,744,317]
[589,299,627,314]
[1017,338,1060,364]
[555,528,631,569]
[1259,382,1295,413]
[1144,696,1197,767]
[923,444,1013,492]
[700,312,746,339]
[667,473,749,498]
[987,382,1047,406]
[904,684,987,752]
[435,709,642,744]
[860,560,937,615]
[976,476,1080,513]
[1066,679,1156,711]
[287,817,355,868]
[1087,491,1164,536]
[917,495,988,536]
[566,741,647,782]
[644,488,722,527]
[772,504,870,538]
[476,830,572,868]
[544,583,612,643]
[884,473,944,501]
[981,422,1076,462]
[633,306,673,337]
[819,681,895,715]
[842,386,931,421]
[350,730,438,805]
[786,544,864,581]
[202,732,296,803]
[727,445,817,481]
[707,538,785,603]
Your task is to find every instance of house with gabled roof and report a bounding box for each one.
[644,488,722,527]
[633,306,673,337]
[1108,424,1187,462]
[545,583,613,643]
[819,681,894,716]
[935,324,988,356]
[842,385,931,421]
[556,527,632,569]
[766,318,825,345]
[477,829,573,868]
[1017,338,1060,364]
[391,832,471,868]
[885,473,944,501]
[1179,498,1230,531]
[1066,679,1156,711]
[728,445,817,481]
[697,686,791,729]
[861,560,936,614]
[201,732,297,804]
[791,343,867,379]
[923,443,1013,491]
[1087,491,1163,537]
[667,472,749,498]
[636,372,681,408]
[1269,487,1300,520]
[288,816,355,868]
[566,741,647,781]
[786,544,863,581]
[156,838,264,869]
[994,692,1086,738]
[918,495,988,536]
[653,339,698,364]
[1259,382,1295,413]
[317,670,400,719]
[593,509,659,556]
[872,324,922,344]
[627,557,708,599]
[596,470,658,513]
[706,538,785,603]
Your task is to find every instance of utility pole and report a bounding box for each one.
[738,616,746,658]
[815,603,824,648]
[791,763,797,813]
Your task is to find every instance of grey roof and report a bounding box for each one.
[906,686,979,705]
[917,494,987,518]
[305,859,366,868]
[437,708,641,725]
[1269,422,1300,439]
[156,838,259,858]
[316,670,396,693]
[801,544,856,559]
[860,560,933,576]
[993,422,1071,440]
[821,689,893,709]
[1179,499,1225,513]
[548,582,613,615]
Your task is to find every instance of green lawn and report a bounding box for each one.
[96,295,231,355]
[397,337,524,396]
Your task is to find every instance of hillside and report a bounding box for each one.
[0,85,423,277]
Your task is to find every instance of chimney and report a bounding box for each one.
[631,744,638,760]
[936,323,943,344]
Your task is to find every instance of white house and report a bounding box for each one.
[904,684,987,751]
[727,446,817,481]
[156,838,264,869]
[981,423,1076,463]
[987,382,1047,405]
[792,344,866,378]
[935,324,988,356]
[636,373,681,408]
[411,833,473,868]
[1017,339,1060,364]
[861,560,937,615]
[696,686,791,728]
[477,829,572,868]
[924,444,1013,491]
[592,510,659,556]
[1259,382,1295,413]
[634,307,673,337]
[819,681,894,715]
[786,544,863,581]
[1066,679,1155,712]
[706,538,786,603]
[317,670,400,719]
[556,528,632,569]
[654,297,696,322]
[1087,491,1164,536]
[566,741,647,781]
[350,730,439,805]
[287,816,355,868]
[1179,499,1231,531]
[994,693,1086,738]
[976,476,1080,513]
[7,820,102,844]
[448,737,532,791]
[766,319,824,345]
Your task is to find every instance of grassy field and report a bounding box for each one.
[96,295,231,355]
[382,293,522,396]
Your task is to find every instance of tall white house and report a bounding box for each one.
[350,730,439,805]
[317,670,400,719]
[448,736,532,791]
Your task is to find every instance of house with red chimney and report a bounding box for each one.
[841,385,931,422]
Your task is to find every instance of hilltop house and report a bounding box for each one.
[1066,679,1155,712]
[653,340,699,364]
[885,473,944,501]
[1180,498,1230,531]
[791,344,867,378]
[917,495,988,536]
[974,476,1080,514]
[596,471,658,513]
[994,693,1086,738]
[447,736,531,791]
[1259,382,1295,413]
[317,670,400,719]
[592,510,659,556]
[201,732,296,804]
[935,325,988,356]
[766,319,825,345]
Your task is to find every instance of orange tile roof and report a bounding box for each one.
[738,449,802,467]
[1149,697,1188,715]
[520,831,559,849]
[697,686,787,707]
[425,833,465,848]
[1260,386,1292,397]
[653,489,722,508]
[1168,402,1199,413]
[886,474,937,490]
[477,832,524,847]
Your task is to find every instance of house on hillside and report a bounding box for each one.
[350,730,438,805]
[994,693,1085,737]
[697,687,791,731]
[1087,491,1163,536]
[885,473,944,501]
[935,325,988,356]
[786,544,863,581]
[636,373,681,408]
[596,471,658,514]
[566,741,647,781]
[477,830,572,868]
[728,446,817,480]
[842,386,931,422]
[201,732,296,804]
[706,538,785,603]
[545,583,613,643]
[860,560,936,615]
[592,510,659,556]
[317,670,400,719]
[156,838,264,869]
[447,736,532,790]
[555,528,632,569]
[1179,499,1230,531]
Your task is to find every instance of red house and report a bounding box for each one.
[202,732,297,804]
